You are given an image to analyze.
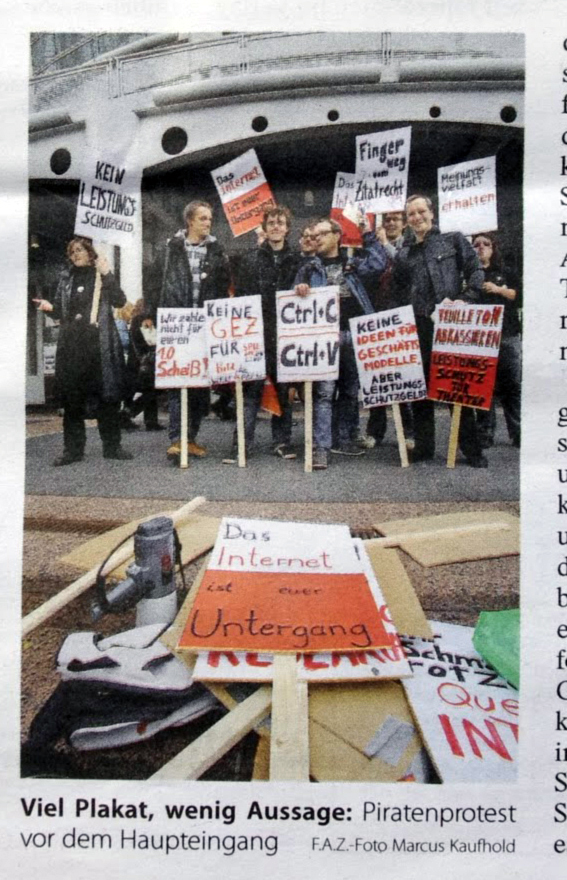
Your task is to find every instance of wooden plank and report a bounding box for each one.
[180,387,189,469]
[392,403,409,468]
[150,686,272,780]
[304,381,313,473]
[363,545,432,638]
[236,379,246,467]
[372,511,519,567]
[270,655,310,780]
[252,735,271,781]
[446,403,461,468]
[22,497,208,637]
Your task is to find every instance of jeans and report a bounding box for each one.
[241,379,292,449]
[313,331,360,450]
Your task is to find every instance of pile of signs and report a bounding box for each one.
[156,512,519,784]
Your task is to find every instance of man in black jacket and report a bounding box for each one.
[231,206,302,459]
[159,200,230,459]
[391,194,487,467]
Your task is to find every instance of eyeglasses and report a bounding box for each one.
[315,229,335,238]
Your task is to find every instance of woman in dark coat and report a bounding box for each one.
[34,237,133,465]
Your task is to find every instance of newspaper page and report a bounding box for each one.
[1,3,565,878]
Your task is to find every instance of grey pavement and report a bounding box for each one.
[25,405,519,503]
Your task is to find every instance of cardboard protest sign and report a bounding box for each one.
[330,172,368,247]
[349,305,427,408]
[402,622,518,783]
[177,518,395,654]
[276,286,340,383]
[155,307,210,389]
[211,149,275,237]
[438,156,497,236]
[204,295,265,384]
[75,155,140,247]
[192,538,410,681]
[429,303,503,410]
[354,126,411,213]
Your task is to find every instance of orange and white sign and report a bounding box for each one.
[211,149,275,237]
[178,518,394,654]
[192,539,410,680]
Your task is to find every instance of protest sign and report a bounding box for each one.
[192,538,410,681]
[155,307,210,389]
[204,295,265,384]
[350,305,427,407]
[276,286,340,383]
[178,518,395,653]
[354,126,411,213]
[402,622,518,783]
[438,156,498,235]
[331,172,367,247]
[211,149,275,237]
[429,303,503,410]
[75,154,140,247]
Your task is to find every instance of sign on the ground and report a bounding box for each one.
[276,286,340,383]
[429,303,503,410]
[155,307,210,389]
[350,305,427,408]
[178,518,394,654]
[402,621,518,782]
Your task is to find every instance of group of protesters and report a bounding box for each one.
[35,195,521,471]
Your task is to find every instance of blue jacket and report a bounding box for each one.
[294,231,388,317]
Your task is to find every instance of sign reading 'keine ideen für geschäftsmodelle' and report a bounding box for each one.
[350,306,427,408]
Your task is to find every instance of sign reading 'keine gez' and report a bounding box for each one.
[350,305,427,408]
[155,307,210,389]
[204,295,266,384]
[178,518,394,653]
[429,303,503,410]
[276,286,340,383]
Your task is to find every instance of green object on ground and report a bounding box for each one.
[473,609,519,690]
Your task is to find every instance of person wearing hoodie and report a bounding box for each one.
[158,200,231,460]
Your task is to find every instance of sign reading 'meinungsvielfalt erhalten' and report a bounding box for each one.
[349,306,427,408]
[155,307,210,389]
[276,286,340,383]
[438,156,497,236]
[204,295,265,384]
[178,518,394,654]
[429,303,503,410]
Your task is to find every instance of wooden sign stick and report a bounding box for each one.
[304,381,313,473]
[180,387,189,469]
[235,379,246,467]
[447,403,462,468]
[150,686,272,780]
[392,403,409,468]
[270,655,310,780]
[22,496,207,637]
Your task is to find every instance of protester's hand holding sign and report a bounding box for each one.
[95,255,111,276]
[483,280,516,300]
[294,283,311,298]
[33,298,54,312]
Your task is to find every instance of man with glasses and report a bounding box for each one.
[391,194,487,467]
[294,216,388,469]
[299,222,319,258]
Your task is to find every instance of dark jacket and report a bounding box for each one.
[159,231,231,309]
[235,241,302,359]
[52,266,126,404]
[294,231,388,317]
[392,226,483,316]
[478,265,521,338]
